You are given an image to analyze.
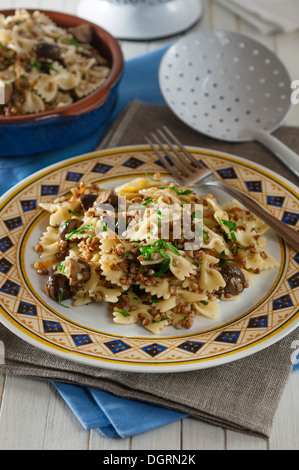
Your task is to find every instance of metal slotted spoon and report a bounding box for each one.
[159,30,299,178]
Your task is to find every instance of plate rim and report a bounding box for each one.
[0,144,298,373]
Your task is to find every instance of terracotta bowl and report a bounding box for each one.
[0,9,124,156]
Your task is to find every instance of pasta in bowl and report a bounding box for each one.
[0,9,114,116]
[34,174,278,335]
[0,9,123,156]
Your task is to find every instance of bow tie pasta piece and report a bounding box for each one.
[22,90,45,114]
[36,226,59,260]
[0,9,111,116]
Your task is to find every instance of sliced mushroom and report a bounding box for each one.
[68,24,93,44]
[34,42,62,61]
[58,218,82,240]
[219,261,246,296]
[94,190,119,216]
[69,258,91,287]
[45,273,71,301]
[80,193,98,211]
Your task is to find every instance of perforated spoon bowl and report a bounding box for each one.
[159,30,299,178]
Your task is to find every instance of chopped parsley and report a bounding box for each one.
[66,223,93,240]
[231,232,237,242]
[203,230,210,243]
[218,218,237,242]
[165,184,192,196]
[138,240,180,278]
[67,37,89,52]
[29,58,58,73]
[156,209,163,220]
[58,261,65,273]
[237,245,246,251]
[68,209,83,217]
[142,198,153,206]
[221,219,237,231]
[139,239,180,262]
[114,309,130,318]
[30,58,42,70]
[58,292,69,308]
[100,220,107,231]
[218,250,227,266]
[67,38,79,46]
[154,239,180,255]
[139,242,173,277]
[154,259,171,277]
[47,63,59,73]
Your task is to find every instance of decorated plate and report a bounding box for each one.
[0,145,298,372]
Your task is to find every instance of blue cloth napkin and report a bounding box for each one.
[54,382,187,438]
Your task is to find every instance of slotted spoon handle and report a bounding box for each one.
[251,129,299,179]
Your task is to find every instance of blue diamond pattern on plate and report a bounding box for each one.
[0,236,13,253]
[104,339,131,354]
[21,200,37,212]
[0,280,20,296]
[122,157,144,169]
[215,331,240,343]
[0,258,13,274]
[178,340,205,354]
[155,155,173,167]
[72,334,92,346]
[267,195,285,207]
[92,162,113,174]
[43,320,64,333]
[41,185,59,196]
[141,343,167,357]
[4,216,22,231]
[217,167,238,179]
[247,315,268,328]
[294,253,299,265]
[66,171,83,182]
[273,294,293,310]
[282,211,299,226]
[245,181,262,192]
[288,273,299,289]
[17,301,37,316]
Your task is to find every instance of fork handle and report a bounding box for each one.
[202,180,299,252]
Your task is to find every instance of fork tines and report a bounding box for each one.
[145,126,212,184]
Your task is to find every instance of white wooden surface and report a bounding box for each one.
[0,0,299,450]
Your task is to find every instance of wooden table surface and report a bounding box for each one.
[0,0,299,451]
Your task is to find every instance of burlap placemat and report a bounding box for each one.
[0,100,298,438]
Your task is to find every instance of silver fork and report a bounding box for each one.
[145,126,299,252]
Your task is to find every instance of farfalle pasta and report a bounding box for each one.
[34,174,278,334]
[0,9,111,116]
